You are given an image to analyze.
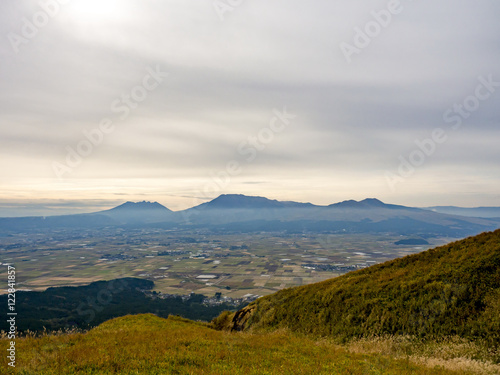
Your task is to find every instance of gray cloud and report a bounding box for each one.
[0,0,499,215]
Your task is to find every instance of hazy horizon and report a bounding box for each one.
[1,1,499,216]
[1,193,500,218]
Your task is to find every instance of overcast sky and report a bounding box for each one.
[0,0,499,216]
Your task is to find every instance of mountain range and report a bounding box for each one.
[426,206,500,218]
[0,194,499,238]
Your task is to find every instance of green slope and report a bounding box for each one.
[2,314,465,374]
[224,230,500,346]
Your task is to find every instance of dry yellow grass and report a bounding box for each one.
[0,314,475,375]
[346,335,500,375]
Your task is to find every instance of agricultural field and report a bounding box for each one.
[0,227,457,298]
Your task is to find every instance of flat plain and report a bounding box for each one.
[0,228,458,298]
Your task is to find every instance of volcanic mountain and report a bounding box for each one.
[99,201,174,224]
[0,194,499,238]
[182,194,500,237]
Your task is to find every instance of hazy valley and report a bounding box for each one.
[2,194,498,299]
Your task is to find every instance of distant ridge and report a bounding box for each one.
[194,195,402,210]
[195,194,284,209]
[192,195,410,211]
[192,194,315,210]
[104,201,172,212]
[329,198,407,209]
[99,200,173,224]
[0,194,499,237]
[425,206,500,219]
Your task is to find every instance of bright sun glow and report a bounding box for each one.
[66,0,129,22]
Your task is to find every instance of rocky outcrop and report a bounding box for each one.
[230,304,257,332]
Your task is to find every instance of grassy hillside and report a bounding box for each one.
[222,230,500,346]
[0,314,472,374]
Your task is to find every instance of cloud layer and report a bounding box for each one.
[1,0,499,215]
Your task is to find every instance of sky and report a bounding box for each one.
[0,0,499,216]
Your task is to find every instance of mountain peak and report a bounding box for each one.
[96,201,173,225]
[193,194,318,210]
[110,201,171,212]
[329,198,392,209]
[359,198,385,206]
[203,194,283,209]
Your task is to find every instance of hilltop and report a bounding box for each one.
[191,194,315,209]
[99,200,174,224]
[104,201,171,212]
[2,314,468,375]
[221,229,500,346]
